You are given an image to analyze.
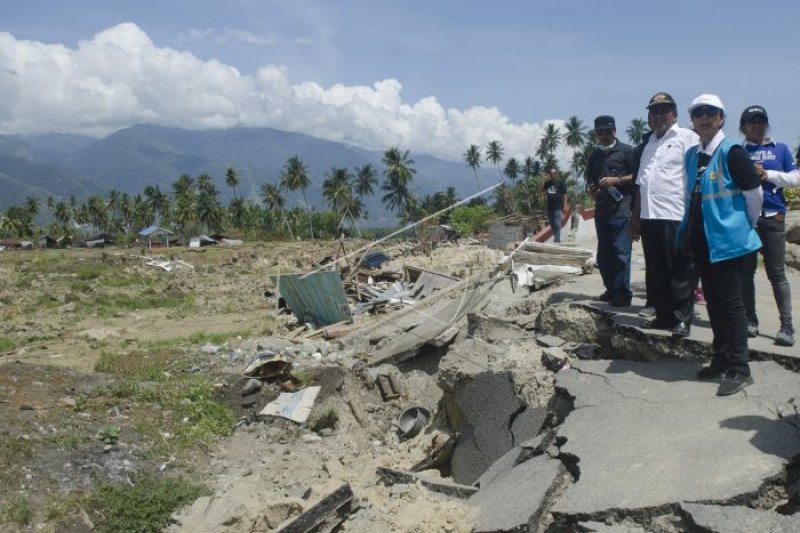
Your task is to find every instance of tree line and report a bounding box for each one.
[0,117,651,242]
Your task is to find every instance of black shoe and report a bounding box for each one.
[747,322,759,338]
[608,297,632,307]
[671,322,691,338]
[775,326,795,347]
[716,371,754,396]
[696,363,725,381]
[639,318,673,330]
[595,291,612,302]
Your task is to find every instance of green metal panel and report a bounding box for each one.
[271,271,351,327]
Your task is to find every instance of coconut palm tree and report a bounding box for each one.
[381,147,417,221]
[279,155,313,239]
[225,167,240,200]
[172,174,198,236]
[485,141,504,181]
[626,118,649,145]
[196,173,223,233]
[543,123,563,156]
[503,157,520,182]
[53,201,71,233]
[463,143,483,192]
[354,164,378,198]
[322,167,354,216]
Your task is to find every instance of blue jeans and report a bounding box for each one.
[595,215,632,299]
[547,209,563,243]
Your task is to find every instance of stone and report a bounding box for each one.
[680,503,800,533]
[240,378,262,396]
[536,334,566,347]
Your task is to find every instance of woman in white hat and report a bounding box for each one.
[677,94,762,396]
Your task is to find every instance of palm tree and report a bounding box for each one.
[543,123,563,155]
[53,201,71,233]
[196,173,223,233]
[144,185,170,224]
[279,155,313,239]
[354,164,378,198]
[463,144,483,191]
[260,182,288,237]
[381,147,417,221]
[322,167,354,216]
[172,174,198,236]
[564,116,588,212]
[485,140,504,181]
[225,167,240,200]
[626,118,649,145]
[24,196,39,218]
[503,157,520,182]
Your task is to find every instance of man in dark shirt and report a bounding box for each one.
[585,115,635,306]
[542,168,567,243]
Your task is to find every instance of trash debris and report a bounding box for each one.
[275,483,354,533]
[243,352,292,379]
[376,373,401,401]
[259,386,321,424]
[271,271,352,327]
[395,406,430,439]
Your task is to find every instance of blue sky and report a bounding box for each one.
[2,0,799,162]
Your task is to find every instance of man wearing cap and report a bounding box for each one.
[585,115,635,306]
[630,93,699,337]
[739,104,799,347]
[542,168,567,243]
[677,94,762,396]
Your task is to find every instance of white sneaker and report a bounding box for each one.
[638,306,655,317]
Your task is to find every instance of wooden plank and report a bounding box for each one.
[275,484,354,533]
[376,467,478,498]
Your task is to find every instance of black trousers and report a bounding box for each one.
[743,216,793,330]
[694,251,755,377]
[641,219,695,325]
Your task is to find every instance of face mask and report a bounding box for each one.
[597,140,616,152]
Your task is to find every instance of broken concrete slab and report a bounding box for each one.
[536,334,566,348]
[448,371,524,485]
[578,520,649,532]
[376,467,478,498]
[551,360,800,520]
[469,455,565,533]
[510,406,547,444]
[680,503,800,533]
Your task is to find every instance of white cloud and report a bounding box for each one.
[0,23,564,162]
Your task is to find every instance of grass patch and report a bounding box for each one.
[309,406,339,432]
[95,348,181,382]
[187,330,249,345]
[0,336,16,352]
[0,434,34,474]
[0,495,33,526]
[90,473,209,533]
[79,292,194,317]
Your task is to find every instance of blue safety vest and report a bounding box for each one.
[679,138,761,263]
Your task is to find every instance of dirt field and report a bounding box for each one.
[0,239,504,532]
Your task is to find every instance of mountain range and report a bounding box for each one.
[0,125,496,225]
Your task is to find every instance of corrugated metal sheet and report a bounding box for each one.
[271,271,351,327]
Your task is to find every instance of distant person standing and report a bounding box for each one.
[630,92,699,337]
[739,105,799,346]
[542,168,567,243]
[586,116,635,306]
[678,94,762,396]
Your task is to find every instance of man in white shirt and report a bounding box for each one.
[630,92,699,337]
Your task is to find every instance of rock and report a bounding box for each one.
[239,378,262,396]
[541,347,570,372]
[680,503,800,533]
[240,393,260,408]
[302,434,322,443]
[54,508,94,533]
[536,334,566,347]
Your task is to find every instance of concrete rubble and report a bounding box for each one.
[168,228,800,533]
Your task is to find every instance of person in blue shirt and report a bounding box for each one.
[739,105,799,347]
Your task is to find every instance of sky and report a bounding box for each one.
[2,0,799,163]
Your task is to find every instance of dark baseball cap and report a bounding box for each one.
[594,115,616,130]
[646,92,676,109]
[740,105,768,123]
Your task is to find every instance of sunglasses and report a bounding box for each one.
[691,106,721,119]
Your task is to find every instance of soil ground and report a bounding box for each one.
[0,239,502,532]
